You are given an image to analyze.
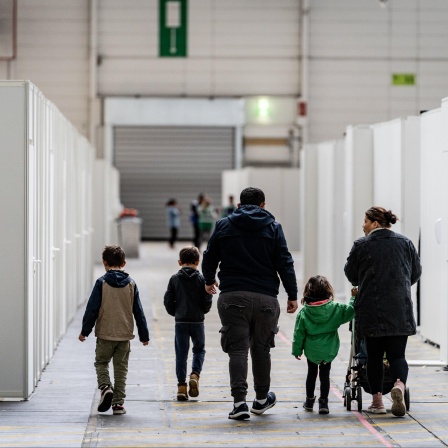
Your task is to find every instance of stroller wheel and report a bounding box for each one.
[405,387,410,411]
[345,386,352,411]
[356,386,362,412]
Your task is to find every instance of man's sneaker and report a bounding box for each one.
[189,372,200,398]
[177,383,188,401]
[250,391,277,415]
[318,398,329,414]
[112,404,126,415]
[97,385,113,412]
[391,380,406,417]
[303,396,316,412]
[228,402,250,420]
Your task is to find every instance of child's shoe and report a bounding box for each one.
[112,404,126,415]
[97,385,113,412]
[303,396,316,411]
[188,372,200,398]
[391,379,406,417]
[367,392,387,414]
[177,383,189,401]
[318,398,329,414]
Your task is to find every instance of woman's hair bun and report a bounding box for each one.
[386,210,397,224]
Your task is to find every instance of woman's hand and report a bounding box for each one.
[351,287,358,297]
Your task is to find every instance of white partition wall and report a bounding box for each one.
[316,141,336,285]
[0,81,96,399]
[419,107,448,362]
[372,117,421,322]
[343,125,374,291]
[440,98,448,365]
[93,160,122,261]
[333,139,347,297]
[302,139,348,298]
[221,167,300,251]
[300,145,318,284]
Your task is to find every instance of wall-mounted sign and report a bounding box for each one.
[392,73,416,86]
[159,0,188,57]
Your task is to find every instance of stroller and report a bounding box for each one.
[343,319,410,412]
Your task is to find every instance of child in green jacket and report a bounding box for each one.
[292,275,356,414]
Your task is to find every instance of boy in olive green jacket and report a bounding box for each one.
[292,275,356,414]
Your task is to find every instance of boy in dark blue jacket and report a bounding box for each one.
[164,246,213,401]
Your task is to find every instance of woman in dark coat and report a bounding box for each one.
[344,206,421,417]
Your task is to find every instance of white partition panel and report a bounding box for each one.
[372,119,403,233]
[440,98,448,365]
[333,139,347,297]
[221,167,300,251]
[419,108,445,352]
[316,142,336,284]
[343,125,373,291]
[93,160,122,262]
[0,81,97,399]
[372,117,421,323]
[300,145,318,285]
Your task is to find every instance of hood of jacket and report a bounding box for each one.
[178,267,200,280]
[301,301,341,333]
[228,205,275,231]
[103,270,131,288]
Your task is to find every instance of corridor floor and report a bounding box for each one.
[1,242,448,447]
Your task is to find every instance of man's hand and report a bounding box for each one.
[287,300,298,314]
[205,281,219,295]
[142,341,149,346]
[294,355,301,360]
[78,333,86,342]
[351,287,358,297]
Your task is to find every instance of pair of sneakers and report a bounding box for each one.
[228,391,277,420]
[97,385,126,415]
[367,380,406,417]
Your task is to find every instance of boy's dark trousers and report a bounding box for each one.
[175,323,206,383]
[95,338,130,405]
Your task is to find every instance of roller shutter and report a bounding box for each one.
[114,126,234,240]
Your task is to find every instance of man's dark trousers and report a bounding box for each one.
[217,291,280,403]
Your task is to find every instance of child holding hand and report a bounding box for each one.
[292,275,356,414]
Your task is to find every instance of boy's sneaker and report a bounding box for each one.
[228,402,250,420]
[303,396,316,412]
[112,404,126,415]
[177,383,189,401]
[97,385,113,412]
[391,380,406,417]
[250,391,277,415]
[188,372,200,398]
[318,397,329,414]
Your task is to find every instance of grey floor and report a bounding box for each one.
[1,242,448,447]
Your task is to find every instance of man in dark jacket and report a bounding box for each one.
[164,246,213,401]
[202,187,298,420]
